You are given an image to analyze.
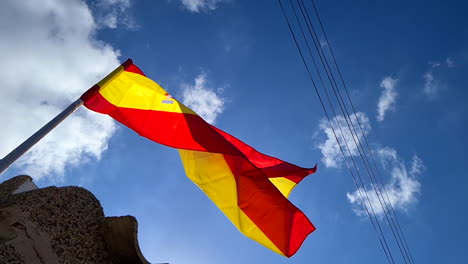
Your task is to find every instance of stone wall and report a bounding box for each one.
[0,176,150,264]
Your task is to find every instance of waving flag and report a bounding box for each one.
[81,59,317,257]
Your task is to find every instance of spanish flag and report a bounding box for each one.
[81,59,316,257]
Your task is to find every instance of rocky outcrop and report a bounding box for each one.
[104,216,150,264]
[0,175,151,264]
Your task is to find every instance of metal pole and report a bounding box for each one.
[0,98,84,175]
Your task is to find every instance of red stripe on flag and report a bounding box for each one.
[122,59,146,76]
[84,91,241,154]
[80,84,101,103]
[85,91,316,182]
[223,153,315,257]
[213,126,316,183]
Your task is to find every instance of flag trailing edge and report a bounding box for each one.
[81,59,317,257]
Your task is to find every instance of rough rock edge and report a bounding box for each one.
[0,175,152,264]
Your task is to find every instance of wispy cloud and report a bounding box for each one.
[429,61,441,68]
[0,0,120,181]
[181,73,225,124]
[347,150,423,216]
[423,71,438,97]
[423,61,441,98]
[316,112,423,216]
[423,57,455,98]
[317,112,370,168]
[446,57,455,68]
[95,0,137,30]
[377,76,398,122]
[319,37,328,49]
[180,0,227,13]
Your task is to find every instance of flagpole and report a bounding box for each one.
[0,98,84,175]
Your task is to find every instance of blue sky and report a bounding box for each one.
[1,0,467,263]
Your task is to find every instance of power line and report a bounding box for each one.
[295,0,412,262]
[308,1,416,262]
[277,0,395,262]
[286,0,399,262]
[306,0,415,262]
[277,0,416,262]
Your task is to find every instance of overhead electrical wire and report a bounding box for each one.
[277,0,416,262]
[308,1,416,262]
[295,0,413,263]
[287,0,400,262]
[286,1,397,262]
[277,0,394,263]
[298,0,413,262]
[304,0,415,262]
[285,0,399,262]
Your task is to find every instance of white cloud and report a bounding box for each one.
[423,61,441,97]
[319,38,328,48]
[102,13,119,29]
[423,58,455,98]
[103,0,131,5]
[429,61,441,68]
[316,112,423,216]
[95,0,137,30]
[317,112,370,168]
[446,57,455,68]
[0,0,120,181]
[180,0,226,13]
[409,154,424,175]
[181,74,225,124]
[423,71,439,98]
[377,76,398,122]
[347,149,422,216]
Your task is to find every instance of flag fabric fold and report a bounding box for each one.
[81,59,317,257]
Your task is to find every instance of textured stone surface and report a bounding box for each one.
[0,175,152,264]
[0,175,33,204]
[0,243,23,264]
[0,185,111,264]
[104,216,150,264]
[0,206,58,264]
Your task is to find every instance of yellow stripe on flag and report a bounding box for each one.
[268,177,297,198]
[178,149,284,256]
[99,70,196,114]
